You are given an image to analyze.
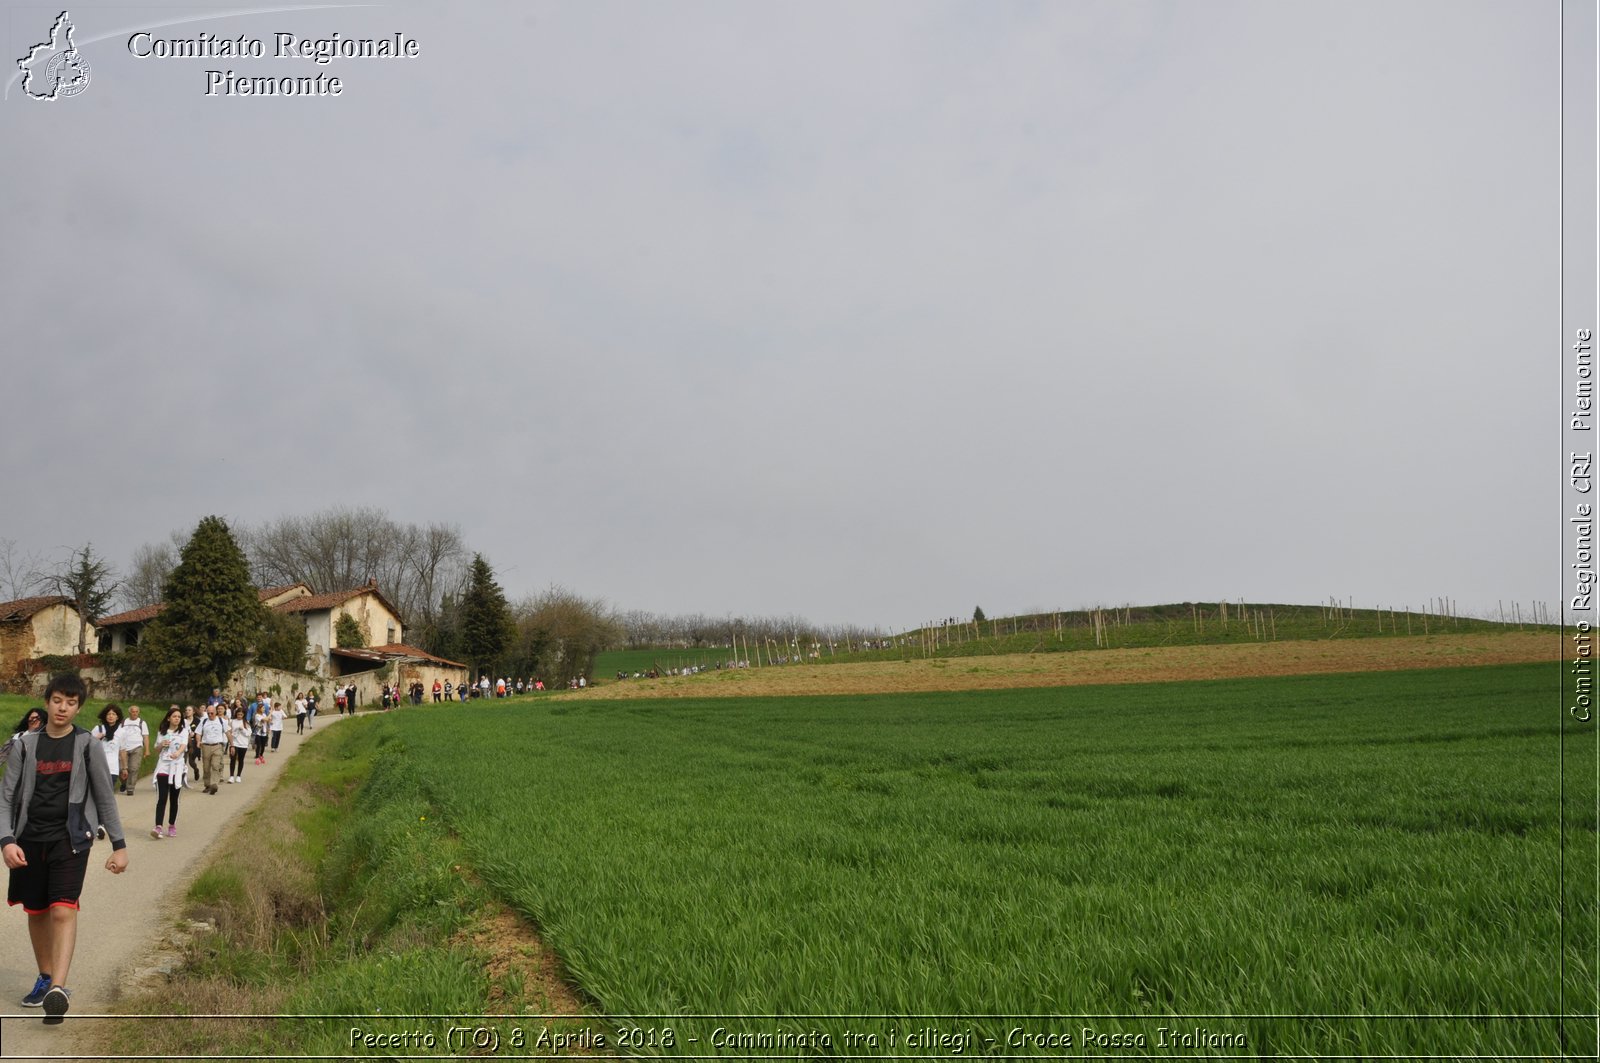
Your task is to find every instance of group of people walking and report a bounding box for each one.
[9,691,317,843]
[149,692,319,836]
[1,677,329,1025]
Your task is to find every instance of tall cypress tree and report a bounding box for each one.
[458,553,514,680]
[131,516,266,698]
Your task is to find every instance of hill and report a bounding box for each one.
[581,630,1558,699]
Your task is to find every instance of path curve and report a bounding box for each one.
[0,712,346,1061]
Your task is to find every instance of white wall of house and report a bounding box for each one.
[28,603,95,656]
[303,611,332,664]
[330,593,403,649]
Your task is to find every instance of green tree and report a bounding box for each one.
[973,605,987,624]
[426,590,465,664]
[334,611,368,649]
[458,554,514,679]
[256,609,310,672]
[49,543,120,654]
[512,585,622,688]
[128,516,266,699]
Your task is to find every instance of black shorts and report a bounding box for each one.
[7,837,90,914]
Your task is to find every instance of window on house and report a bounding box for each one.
[386,623,396,645]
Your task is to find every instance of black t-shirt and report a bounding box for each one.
[21,730,76,842]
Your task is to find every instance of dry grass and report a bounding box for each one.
[85,782,321,1058]
[569,631,1560,700]
[465,907,589,1015]
[83,753,590,1061]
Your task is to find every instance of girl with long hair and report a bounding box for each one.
[151,706,188,839]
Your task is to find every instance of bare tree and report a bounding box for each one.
[619,609,662,649]
[244,506,398,594]
[0,539,47,601]
[241,507,468,652]
[396,522,470,649]
[119,537,182,610]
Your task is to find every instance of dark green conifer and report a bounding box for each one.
[131,516,266,698]
[459,553,514,679]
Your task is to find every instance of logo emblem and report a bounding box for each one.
[18,11,91,100]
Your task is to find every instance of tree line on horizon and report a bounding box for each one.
[2,510,619,697]
[5,507,898,696]
[616,609,889,655]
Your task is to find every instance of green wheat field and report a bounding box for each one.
[329,660,1595,1058]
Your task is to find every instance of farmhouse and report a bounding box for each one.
[272,579,402,660]
[0,595,96,689]
[97,583,312,653]
[94,579,468,703]
[269,580,468,701]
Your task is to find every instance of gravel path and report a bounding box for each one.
[0,712,346,1061]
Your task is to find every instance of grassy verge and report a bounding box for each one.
[90,718,594,1059]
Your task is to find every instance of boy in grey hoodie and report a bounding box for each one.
[1,674,128,1023]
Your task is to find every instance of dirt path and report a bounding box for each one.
[0,712,345,1062]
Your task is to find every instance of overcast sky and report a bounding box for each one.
[0,1,1572,631]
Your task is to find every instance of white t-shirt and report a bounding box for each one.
[118,716,150,752]
[154,726,188,782]
[228,718,250,749]
[269,707,286,732]
[91,724,120,773]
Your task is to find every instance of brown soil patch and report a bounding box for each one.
[568,632,1560,701]
[462,906,589,1017]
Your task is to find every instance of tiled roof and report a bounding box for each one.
[273,588,367,613]
[273,582,402,622]
[98,603,164,627]
[102,584,324,628]
[328,645,389,662]
[0,595,73,623]
[330,643,468,669]
[370,643,468,669]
